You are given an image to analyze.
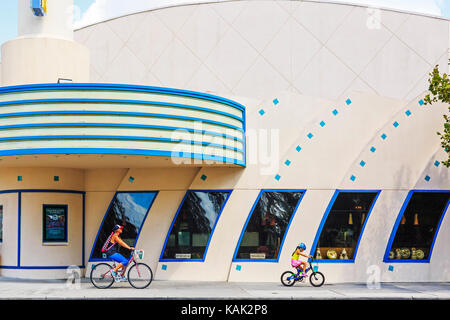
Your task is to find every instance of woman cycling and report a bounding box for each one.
[102,225,134,280]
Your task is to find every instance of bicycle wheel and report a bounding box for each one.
[281,271,296,286]
[90,263,115,289]
[128,263,153,289]
[309,271,325,287]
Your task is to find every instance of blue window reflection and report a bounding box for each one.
[161,190,231,261]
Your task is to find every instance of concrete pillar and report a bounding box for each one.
[1,0,89,86]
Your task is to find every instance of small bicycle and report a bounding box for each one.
[90,249,153,289]
[281,259,325,287]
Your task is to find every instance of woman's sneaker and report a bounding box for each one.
[111,271,121,282]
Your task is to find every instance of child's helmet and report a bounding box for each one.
[298,243,306,250]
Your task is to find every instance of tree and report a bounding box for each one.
[424,60,450,167]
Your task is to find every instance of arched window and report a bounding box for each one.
[233,190,305,262]
[160,190,232,261]
[89,192,158,261]
[310,190,380,262]
[384,191,450,262]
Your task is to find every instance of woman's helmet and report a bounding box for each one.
[298,243,306,250]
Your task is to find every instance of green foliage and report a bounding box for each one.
[424,60,450,167]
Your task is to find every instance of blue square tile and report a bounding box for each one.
[273,98,279,105]
[200,174,207,181]
[54,176,59,182]
[17,176,22,181]
[434,161,440,167]
[419,99,424,106]
[370,147,376,153]
[360,160,366,167]
[296,146,302,152]
[393,121,399,128]
[236,265,242,271]
[275,174,281,181]
[346,99,352,105]
[350,175,356,181]
[424,175,430,182]
[381,133,387,140]
[332,109,338,116]
[319,121,326,127]
[284,160,291,166]
[388,265,394,272]
[307,133,314,139]
[259,109,265,116]
[162,264,167,271]
[405,110,411,117]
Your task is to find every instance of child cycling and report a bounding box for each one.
[291,243,312,277]
[101,224,134,281]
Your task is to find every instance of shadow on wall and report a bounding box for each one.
[393,166,413,189]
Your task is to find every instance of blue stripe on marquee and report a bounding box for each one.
[0,110,243,131]
[0,135,244,153]
[0,83,246,112]
[0,98,243,122]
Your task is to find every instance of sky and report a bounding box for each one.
[0,0,449,51]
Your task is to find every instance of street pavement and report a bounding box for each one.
[0,278,449,300]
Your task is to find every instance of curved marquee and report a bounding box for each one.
[0,83,246,166]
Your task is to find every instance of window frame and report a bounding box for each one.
[42,204,68,243]
[159,189,232,262]
[88,191,158,262]
[383,190,450,264]
[309,190,381,263]
[232,189,306,263]
[0,204,3,243]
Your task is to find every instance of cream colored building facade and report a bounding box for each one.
[0,0,449,283]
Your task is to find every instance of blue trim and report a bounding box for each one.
[383,190,450,263]
[17,192,21,267]
[309,190,381,263]
[88,191,159,263]
[0,122,243,143]
[159,190,233,262]
[232,189,306,263]
[0,110,244,131]
[0,148,245,166]
[0,135,243,153]
[42,204,68,243]
[0,98,243,121]
[82,193,85,267]
[0,189,85,269]
[0,83,246,112]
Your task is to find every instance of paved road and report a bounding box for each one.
[0,278,449,300]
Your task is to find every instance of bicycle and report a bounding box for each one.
[280,259,325,287]
[90,249,153,289]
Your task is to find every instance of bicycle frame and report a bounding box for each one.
[101,251,137,279]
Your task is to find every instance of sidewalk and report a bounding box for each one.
[0,278,449,300]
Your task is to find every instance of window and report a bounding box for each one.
[161,190,231,261]
[90,192,158,260]
[0,205,3,243]
[43,205,68,242]
[311,191,379,262]
[234,190,305,261]
[384,191,450,262]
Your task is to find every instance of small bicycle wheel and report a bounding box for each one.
[128,263,153,289]
[90,263,114,289]
[281,271,296,286]
[309,271,325,287]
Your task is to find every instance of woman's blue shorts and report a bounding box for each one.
[109,253,130,266]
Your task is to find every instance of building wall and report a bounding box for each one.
[0,1,449,282]
[75,0,449,103]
